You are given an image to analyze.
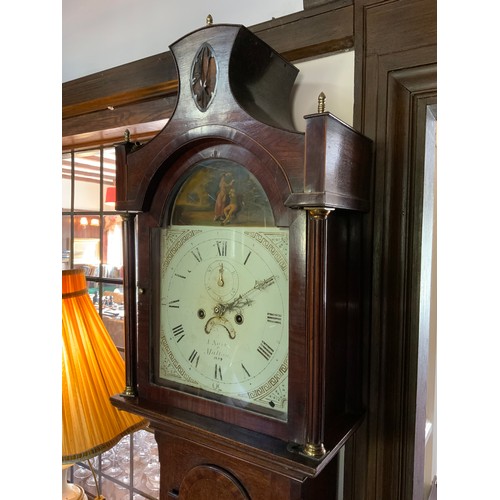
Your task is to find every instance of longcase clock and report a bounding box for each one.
[111,18,372,499]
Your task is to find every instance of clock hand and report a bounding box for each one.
[217,263,224,287]
[223,276,275,313]
[206,276,276,337]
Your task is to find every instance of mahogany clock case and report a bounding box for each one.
[112,20,371,470]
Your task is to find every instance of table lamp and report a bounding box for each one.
[62,269,147,499]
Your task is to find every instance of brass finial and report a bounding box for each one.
[206,14,213,25]
[124,129,130,142]
[318,92,326,113]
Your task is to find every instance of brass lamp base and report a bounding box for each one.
[63,484,87,500]
[62,466,88,500]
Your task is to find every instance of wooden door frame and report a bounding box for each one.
[347,1,437,498]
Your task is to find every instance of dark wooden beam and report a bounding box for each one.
[303,0,340,8]
[62,52,178,120]
[253,0,353,61]
[63,97,177,138]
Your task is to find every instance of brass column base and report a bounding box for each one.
[122,386,137,397]
[302,442,326,459]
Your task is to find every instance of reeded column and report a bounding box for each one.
[121,212,138,396]
[303,207,331,458]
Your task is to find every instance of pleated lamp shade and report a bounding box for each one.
[62,269,147,464]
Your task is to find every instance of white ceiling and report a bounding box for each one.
[62,0,303,83]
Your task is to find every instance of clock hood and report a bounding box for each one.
[169,21,299,132]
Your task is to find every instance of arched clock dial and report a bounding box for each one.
[158,225,289,417]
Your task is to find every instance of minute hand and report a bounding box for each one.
[223,276,275,312]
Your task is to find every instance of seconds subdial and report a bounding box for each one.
[204,260,239,302]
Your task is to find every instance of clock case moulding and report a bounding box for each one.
[111,20,372,494]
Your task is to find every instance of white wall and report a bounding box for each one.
[62,0,303,83]
[293,53,354,128]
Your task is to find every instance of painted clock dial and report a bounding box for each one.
[156,159,289,419]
